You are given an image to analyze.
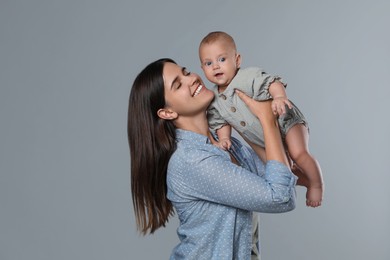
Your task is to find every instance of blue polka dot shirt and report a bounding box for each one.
[167,129,297,260]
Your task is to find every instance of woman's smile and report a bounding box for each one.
[192,84,203,97]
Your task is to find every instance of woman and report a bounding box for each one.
[128,58,296,259]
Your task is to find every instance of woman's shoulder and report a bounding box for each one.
[167,135,229,193]
[169,131,231,172]
[172,138,223,166]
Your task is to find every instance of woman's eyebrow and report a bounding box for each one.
[170,67,186,89]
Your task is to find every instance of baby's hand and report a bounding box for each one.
[216,138,232,150]
[272,96,293,116]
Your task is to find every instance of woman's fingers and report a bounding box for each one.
[235,89,253,105]
[235,89,274,120]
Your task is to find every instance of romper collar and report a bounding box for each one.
[213,69,243,98]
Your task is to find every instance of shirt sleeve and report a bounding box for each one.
[174,144,296,213]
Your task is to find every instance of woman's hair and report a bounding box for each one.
[128,58,176,234]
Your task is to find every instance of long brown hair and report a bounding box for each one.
[128,58,176,234]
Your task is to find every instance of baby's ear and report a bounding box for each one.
[236,53,242,68]
[157,108,178,120]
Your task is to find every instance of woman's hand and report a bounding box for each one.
[235,89,275,123]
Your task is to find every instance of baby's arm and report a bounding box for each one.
[269,81,293,116]
[216,124,232,150]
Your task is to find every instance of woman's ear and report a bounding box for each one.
[157,108,178,120]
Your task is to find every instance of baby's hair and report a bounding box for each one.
[199,31,237,51]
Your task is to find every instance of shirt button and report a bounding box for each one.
[231,107,236,112]
[220,94,227,100]
[240,121,246,127]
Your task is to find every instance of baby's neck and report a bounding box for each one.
[217,85,228,93]
[217,68,239,93]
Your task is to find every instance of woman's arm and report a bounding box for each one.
[235,89,289,167]
[241,135,267,163]
[170,143,296,213]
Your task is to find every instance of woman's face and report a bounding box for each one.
[162,62,214,117]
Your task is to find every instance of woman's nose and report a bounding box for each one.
[186,74,199,87]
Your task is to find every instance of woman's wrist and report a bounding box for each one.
[258,114,278,129]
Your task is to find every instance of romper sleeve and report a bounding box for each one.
[250,67,287,101]
[207,104,228,133]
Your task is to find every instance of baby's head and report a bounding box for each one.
[199,31,241,89]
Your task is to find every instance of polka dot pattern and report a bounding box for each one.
[167,129,297,260]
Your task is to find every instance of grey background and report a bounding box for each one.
[1,1,389,259]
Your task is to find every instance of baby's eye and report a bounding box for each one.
[218,57,226,62]
[204,61,212,66]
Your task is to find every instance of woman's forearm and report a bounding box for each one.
[260,114,289,166]
[235,89,288,166]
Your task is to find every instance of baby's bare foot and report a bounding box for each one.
[306,186,323,207]
[291,164,309,187]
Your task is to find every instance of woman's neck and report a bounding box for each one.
[174,113,210,137]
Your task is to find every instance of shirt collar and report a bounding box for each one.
[175,129,211,144]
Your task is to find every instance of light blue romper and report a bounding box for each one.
[207,67,308,147]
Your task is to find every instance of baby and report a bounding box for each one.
[199,31,323,207]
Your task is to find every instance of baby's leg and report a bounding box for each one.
[285,124,323,207]
[290,162,310,187]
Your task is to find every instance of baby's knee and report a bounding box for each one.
[289,149,310,163]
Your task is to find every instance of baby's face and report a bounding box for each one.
[199,41,240,89]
